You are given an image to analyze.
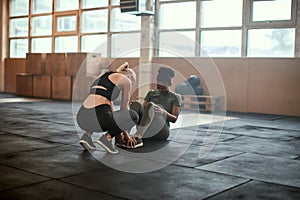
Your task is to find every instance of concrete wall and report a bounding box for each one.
[153,57,300,116]
[4,56,300,116]
[247,58,300,116]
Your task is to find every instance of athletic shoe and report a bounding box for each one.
[79,133,96,150]
[134,137,143,148]
[115,137,143,149]
[118,137,143,149]
[97,135,119,154]
[115,139,127,148]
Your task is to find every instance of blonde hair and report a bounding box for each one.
[116,62,136,83]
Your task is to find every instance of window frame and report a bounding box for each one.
[6,0,299,58]
[245,0,297,57]
[53,11,79,35]
[31,15,53,37]
[156,0,298,58]
[7,0,142,58]
[247,0,297,27]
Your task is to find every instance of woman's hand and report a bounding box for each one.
[125,136,136,148]
[154,105,166,116]
[123,131,136,148]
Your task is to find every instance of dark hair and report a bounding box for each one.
[156,67,175,85]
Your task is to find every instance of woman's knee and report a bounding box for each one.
[130,101,143,123]
[144,102,156,110]
[130,101,143,111]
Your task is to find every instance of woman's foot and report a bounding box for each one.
[79,132,96,150]
[133,136,143,148]
[97,134,119,154]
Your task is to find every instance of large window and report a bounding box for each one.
[157,0,298,57]
[158,1,196,57]
[247,0,296,57]
[199,0,243,57]
[8,0,299,58]
[8,0,140,58]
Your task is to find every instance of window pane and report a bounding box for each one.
[200,30,242,57]
[82,0,108,8]
[159,31,195,57]
[160,2,196,29]
[9,0,29,17]
[10,39,28,58]
[32,0,52,14]
[200,0,243,28]
[111,33,140,57]
[55,36,78,52]
[9,18,28,37]
[31,38,52,53]
[81,10,108,33]
[111,0,119,6]
[32,16,52,36]
[252,0,292,21]
[81,35,107,57]
[57,15,77,32]
[247,28,295,57]
[110,8,141,32]
[56,0,78,11]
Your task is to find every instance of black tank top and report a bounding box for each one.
[89,71,121,101]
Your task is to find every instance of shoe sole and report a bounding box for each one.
[97,140,119,154]
[117,143,143,149]
[134,142,143,148]
[79,140,96,150]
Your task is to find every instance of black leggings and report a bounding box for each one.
[77,104,139,137]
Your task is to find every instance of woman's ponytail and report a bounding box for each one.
[116,62,129,72]
[116,62,136,83]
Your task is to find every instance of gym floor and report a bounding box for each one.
[0,92,299,199]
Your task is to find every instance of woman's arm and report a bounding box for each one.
[118,76,132,110]
[144,98,180,123]
[155,105,180,123]
[110,101,115,112]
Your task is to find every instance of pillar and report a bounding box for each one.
[0,0,8,92]
[138,14,155,99]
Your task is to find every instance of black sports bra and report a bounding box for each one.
[89,71,121,101]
